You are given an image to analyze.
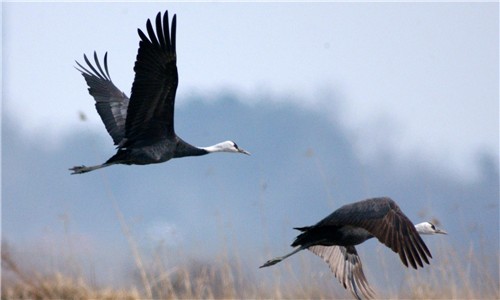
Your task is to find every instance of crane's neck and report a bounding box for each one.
[174,140,240,158]
[414,222,440,235]
[173,140,209,158]
[414,222,428,234]
[200,141,234,153]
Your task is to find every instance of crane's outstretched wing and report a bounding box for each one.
[76,52,129,145]
[124,11,178,147]
[308,245,375,300]
[318,197,432,269]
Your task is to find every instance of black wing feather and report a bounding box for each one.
[170,14,176,52]
[355,198,432,269]
[125,11,178,146]
[93,52,108,80]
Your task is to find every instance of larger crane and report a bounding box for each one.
[70,11,249,174]
[260,197,447,299]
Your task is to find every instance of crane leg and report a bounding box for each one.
[69,163,112,174]
[259,246,306,268]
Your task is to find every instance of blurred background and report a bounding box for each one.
[2,2,498,299]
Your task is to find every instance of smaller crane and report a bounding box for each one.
[260,197,447,299]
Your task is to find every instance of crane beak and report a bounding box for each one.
[436,228,447,234]
[238,148,251,155]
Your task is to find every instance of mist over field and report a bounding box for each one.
[3,93,499,296]
[2,2,498,298]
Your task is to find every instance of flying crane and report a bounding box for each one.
[260,197,447,299]
[70,11,249,174]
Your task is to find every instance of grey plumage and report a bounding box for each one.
[70,11,249,175]
[308,245,374,299]
[260,197,446,299]
[76,52,128,146]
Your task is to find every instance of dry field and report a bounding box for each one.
[2,233,498,300]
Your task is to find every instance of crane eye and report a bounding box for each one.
[431,223,436,230]
[233,142,239,149]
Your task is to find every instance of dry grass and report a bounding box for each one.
[396,242,499,300]
[2,236,498,300]
[1,245,140,300]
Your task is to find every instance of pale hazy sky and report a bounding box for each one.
[4,2,498,180]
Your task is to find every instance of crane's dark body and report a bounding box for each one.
[260,197,435,300]
[291,197,431,269]
[105,136,208,166]
[293,224,373,247]
[70,11,250,174]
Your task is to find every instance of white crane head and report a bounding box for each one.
[415,221,447,235]
[203,141,250,155]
